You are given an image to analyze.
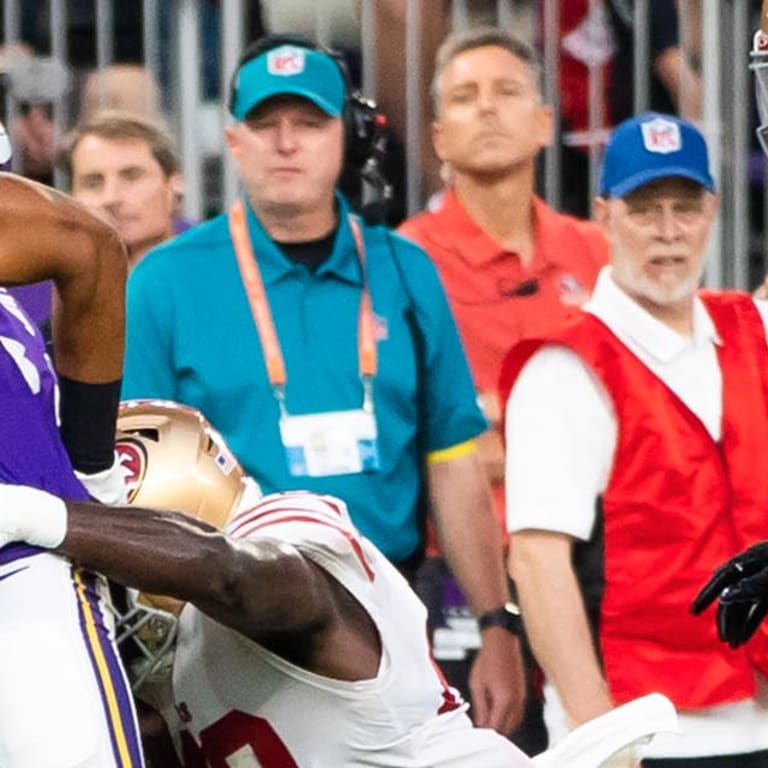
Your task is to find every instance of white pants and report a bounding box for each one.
[0,551,144,767]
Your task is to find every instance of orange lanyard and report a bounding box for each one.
[228,199,377,409]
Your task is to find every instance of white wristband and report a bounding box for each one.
[75,452,128,504]
[0,483,67,549]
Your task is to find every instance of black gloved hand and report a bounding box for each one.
[691,541,768,648]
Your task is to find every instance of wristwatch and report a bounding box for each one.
[477,602,523,636]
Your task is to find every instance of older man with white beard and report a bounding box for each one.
[499,112,768,767]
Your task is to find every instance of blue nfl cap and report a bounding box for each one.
[599,112,715,198]
[231,44,346,121]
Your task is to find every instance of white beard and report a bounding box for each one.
[613,259,703,308]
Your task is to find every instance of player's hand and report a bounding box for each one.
[469,627,525,734]
[692,541,768,648]
[0,482,67,548]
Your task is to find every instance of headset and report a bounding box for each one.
[227,33,383,173]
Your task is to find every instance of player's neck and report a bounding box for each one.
[452,167,536,264]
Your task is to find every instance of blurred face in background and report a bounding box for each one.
[71,134,180,265]
[432,44,553,180]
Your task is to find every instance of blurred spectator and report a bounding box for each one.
[80,65,162,120]
[552,0,701,218]
[606,0,701,123]
[7,110,185,343]
[16,0,143,70]
[399,26,608,755]
[123,34,525,736]
[0,44,72,183]
[57,110,186,268]
[555,0,614,217]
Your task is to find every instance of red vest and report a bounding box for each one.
[499,292,768,709]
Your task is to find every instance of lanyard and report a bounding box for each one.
[228,199,377,413]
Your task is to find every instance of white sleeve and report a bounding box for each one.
[753,298,768,347]
[231,477,264,518]
[504,346,617,541]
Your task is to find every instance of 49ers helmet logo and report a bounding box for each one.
[116,437,148,503]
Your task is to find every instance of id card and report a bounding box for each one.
[279,408,380,477]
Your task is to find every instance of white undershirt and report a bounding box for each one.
[505,266,768,757]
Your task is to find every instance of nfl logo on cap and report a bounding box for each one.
[267,46,306,77]
[641,117,681,154]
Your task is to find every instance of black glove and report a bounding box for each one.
[691,541,768,648]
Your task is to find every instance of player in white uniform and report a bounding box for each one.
[0,400,532,768]
[174,491,522,767]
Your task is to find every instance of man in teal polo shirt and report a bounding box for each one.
[123,34,524,735]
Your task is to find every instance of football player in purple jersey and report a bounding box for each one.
[0,132,145,767]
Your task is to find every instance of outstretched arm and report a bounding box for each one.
[0,483,336,642]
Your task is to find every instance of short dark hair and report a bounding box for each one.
[431,26,542,117]
[57,110,180,183]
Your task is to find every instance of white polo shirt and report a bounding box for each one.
[505,266,768,758]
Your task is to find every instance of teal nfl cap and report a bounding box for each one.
[231,44,346,121]
[599,112,715,198]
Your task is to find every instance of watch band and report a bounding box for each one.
[477,602,523,636]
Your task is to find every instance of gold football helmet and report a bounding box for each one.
[116,398,245,529]
[113,399,247,691]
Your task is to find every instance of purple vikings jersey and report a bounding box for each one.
[0,289,88,565]
[0,289,86,498]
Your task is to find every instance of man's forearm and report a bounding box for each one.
[55,498,335,640]
[510,530,613,726]
[428,450,509,612]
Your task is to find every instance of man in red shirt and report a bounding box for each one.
[398,26,608,754]
[399,27,608,519]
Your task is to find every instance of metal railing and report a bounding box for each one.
[0,0,764,289]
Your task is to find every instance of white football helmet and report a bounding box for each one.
[112,399,248,691]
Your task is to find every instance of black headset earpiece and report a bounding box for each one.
[228,34,382,171]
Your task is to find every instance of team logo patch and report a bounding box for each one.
[641,117,682,154]
[267,46,306,77]
[116,437,147,503]
[559,275,590,307]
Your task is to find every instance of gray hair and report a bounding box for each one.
[57,109,180,184]
[430,26,542,117]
